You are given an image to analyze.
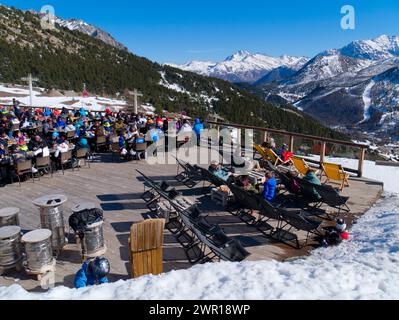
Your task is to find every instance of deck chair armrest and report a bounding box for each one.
[282,208,302,215]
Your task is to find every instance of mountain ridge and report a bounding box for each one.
[26,8,127,51]
[250,34,399,141]
[168,51,308,83]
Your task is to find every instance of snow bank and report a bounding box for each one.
[1,192,398,300]
[0,157,398,300]
[0,84,127,112]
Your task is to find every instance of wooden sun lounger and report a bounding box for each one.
[321,162,350,190]
[253,144,291,166]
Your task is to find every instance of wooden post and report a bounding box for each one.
[358,147,366,177]
[236,128,242,148]
[261,131,268,143]
[129,219,165,278]
[320,141,326,167]
[289,135,294,153]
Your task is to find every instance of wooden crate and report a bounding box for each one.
[128,219,165,278]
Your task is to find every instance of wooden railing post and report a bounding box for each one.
[320,141,326,167]
[358,147,366,177]
[289,135,294,153]
[236,128,242,148]
[262,131,268,143]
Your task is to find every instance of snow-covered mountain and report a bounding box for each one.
[28,10,127,51]
[336,35,399,61]
[54,18,127,51]
[250,35,399,141]
[168,51,308,83]
[285,54,373,85]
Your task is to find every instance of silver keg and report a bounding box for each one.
[33,195,68,252]
[0,226,22,266]
[0,208,20,227]
[82,221,106,256]
[21,229,54,272]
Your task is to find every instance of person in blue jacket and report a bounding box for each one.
[74,256,110,288]
[193,118,204,146]
[262,171,277,202]
[43,107,52,118]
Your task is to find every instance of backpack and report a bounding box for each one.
[68,208,104,237]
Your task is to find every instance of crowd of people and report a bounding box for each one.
[0,99,205,186]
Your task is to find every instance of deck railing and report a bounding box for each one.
[206,120,369,178]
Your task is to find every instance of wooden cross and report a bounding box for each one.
[21,74,39,107]
[128,89,143,114]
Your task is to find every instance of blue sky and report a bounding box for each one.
[2,0,399,63]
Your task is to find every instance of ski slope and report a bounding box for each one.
[361,81,376,123]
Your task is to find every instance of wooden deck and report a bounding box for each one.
[0,150,383,292]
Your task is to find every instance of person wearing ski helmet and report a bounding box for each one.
[74,256,110,288]
[321,218,349,247]
[336,218,349,240]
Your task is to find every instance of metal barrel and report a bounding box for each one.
[0,208,20,227]
[33,195,68,252]
[22,229,54,271]
[0,226,22,266]
[82,221,105,255]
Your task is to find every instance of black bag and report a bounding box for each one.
[325,230,343,246]
[68,208,104,236]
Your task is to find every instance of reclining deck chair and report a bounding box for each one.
[321,162,350,190]
[174,157,203,188]
[227,183,282,237]
[194,165,227,189]
[276,209,323,249]
[291,156,320,176]
[253,144,291,166]
[141,180,172,204]
[313,183,350,216]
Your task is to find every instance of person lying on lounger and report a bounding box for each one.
[209,160,232,182]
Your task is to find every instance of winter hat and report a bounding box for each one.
[78,138,88,146]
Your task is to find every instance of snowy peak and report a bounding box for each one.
[287,54,372,84]
[28,10,127,51]
[338,35,399,60]
[225,50,252,61]
[170,51,309,83]
[55,17,127,51]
